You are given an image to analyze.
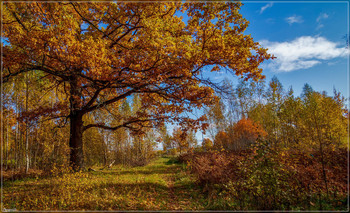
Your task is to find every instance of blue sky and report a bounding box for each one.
[209,1,349,98]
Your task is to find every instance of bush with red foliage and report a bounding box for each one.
[179,144,349,210]
[179,150,250,185]
[281,148,348,195]
[180,147,348,193]
[213,118,267,151]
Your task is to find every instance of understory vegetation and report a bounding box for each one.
[3,149,348,211]
[179,144,348,210]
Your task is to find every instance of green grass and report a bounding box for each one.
[3,157,347,211]
[2,157,208,211]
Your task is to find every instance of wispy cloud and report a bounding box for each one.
[317,13,329,22]
[285,15,303,25]
[260,36,349,72]
[260,3,273,14]
[316,13,329,30]
[213,75,224,80]
[266,18,275,24]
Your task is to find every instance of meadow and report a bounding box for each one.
[3,157,208,211]
[3,150,348,211]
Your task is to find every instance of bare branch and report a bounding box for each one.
[83,118,160,132]
[70,2,131,50]
[11,11,28,32]
[84,89,136,113]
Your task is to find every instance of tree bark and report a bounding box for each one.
[68,75,84,171]
[69,112,84,171]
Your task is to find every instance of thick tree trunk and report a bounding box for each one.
[69,112,84,171]
[69,75,84,171]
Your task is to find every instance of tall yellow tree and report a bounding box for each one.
[172,127,189,154]
[2,2,272,169]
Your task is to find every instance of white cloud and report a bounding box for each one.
[266,18,275,24]
[213,75,224,80]
[285,15,303,25]
[316,24,324,30]
[260,36,349,72]
[260,3,273,14]
[316,13,329,30]
[317,13,329,22]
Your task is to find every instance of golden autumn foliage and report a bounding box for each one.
[231,118,267,148]
[171,127,197,154]
[214,118,267,151]
[2,1,272,168]
[202,138,214,151]
[213,131,229,149]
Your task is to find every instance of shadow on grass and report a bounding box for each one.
[3,180,205,209]
[2,157,208,210]
[165,158,181,165]
[102,168,175,176]
[3,157,207,210]
[90,158,180,176]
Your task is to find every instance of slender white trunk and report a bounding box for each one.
[5,121,9,170]
[15,95,19,169]
[25,73,30,173]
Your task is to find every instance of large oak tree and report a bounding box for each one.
[2,2,272,169]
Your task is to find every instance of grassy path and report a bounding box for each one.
[3,157,208,211]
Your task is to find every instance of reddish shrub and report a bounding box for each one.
[179,150,250,185]
[179,148,348,196]
[281,148,349,195]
